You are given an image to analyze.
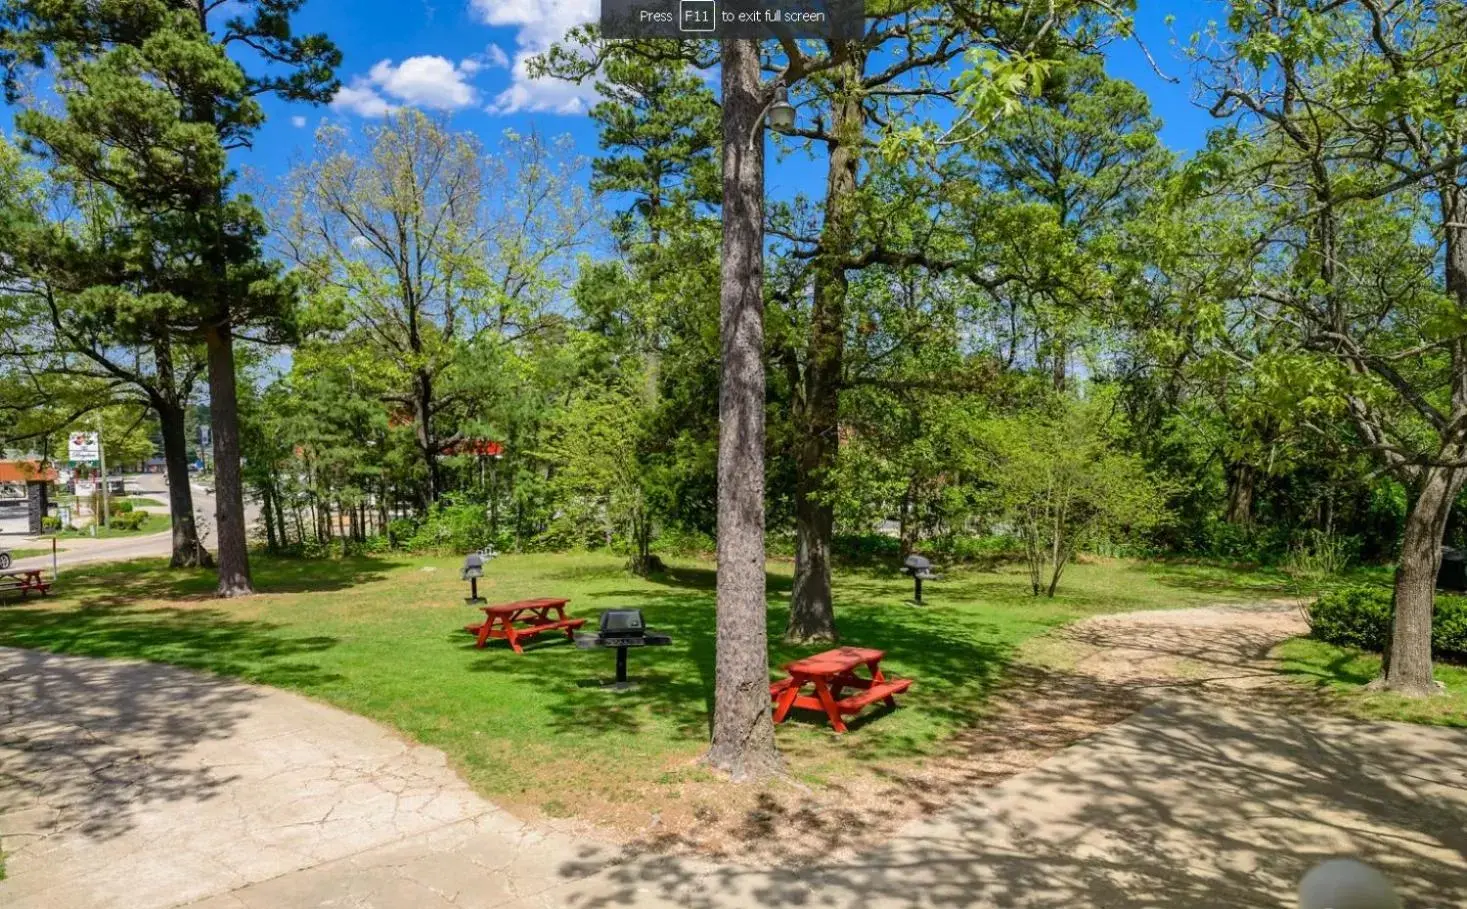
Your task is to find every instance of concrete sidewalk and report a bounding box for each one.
[3,647,1466,909]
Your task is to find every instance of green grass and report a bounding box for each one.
[57,512,165,539]
[123,497,166,507]
[1272,637,1467,727]
[5,548,59,559]
[0,550,1316,821]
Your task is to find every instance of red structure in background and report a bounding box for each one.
[0,461,59,535]
[0,461,58,485]
[447,440,504,458]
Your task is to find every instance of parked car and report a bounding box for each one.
[0,548,12,570]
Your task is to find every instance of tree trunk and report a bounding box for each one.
[788,50,863,645]
[1224,461,1257,525]
[414,370,439,508]
[1051,334,1068,392]
[157,397,213,568]
[898,481,917,557]
[706,39,781,782]
[1384,466,1463,695]
[205,322,253,596]
[261,481,279,551]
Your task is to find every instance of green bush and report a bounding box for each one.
[831,533,901,566]
[109,512,147,532]
[40,515,61,532]
[404,501,492,553]
[652,527,716,557]
[929,534,1026,566]
[1185,518,1292,564]
[112,500,135,514]
[1308,585,1467,663]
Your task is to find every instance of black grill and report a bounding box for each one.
[576,608,671,689]
[902,554,941,605]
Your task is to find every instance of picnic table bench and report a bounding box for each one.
[769,647,912,734]
[0,569,51,598]
[464,597,585,653]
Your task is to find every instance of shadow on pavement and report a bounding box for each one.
[546,697,1467,909]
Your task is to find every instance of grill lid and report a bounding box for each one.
[599,609,646,636]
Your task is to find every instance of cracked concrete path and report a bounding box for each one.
[4,605,1467,909]
[0,647,587,909]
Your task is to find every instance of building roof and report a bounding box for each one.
[0,461,58,483]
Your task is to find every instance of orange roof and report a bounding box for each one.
[0,461,58,483]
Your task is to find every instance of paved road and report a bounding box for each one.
[6,473,260,572]
[2,607,1464,909]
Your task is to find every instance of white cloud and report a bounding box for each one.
[470,0,600,115]
[291,115,308,128]
[483,44,511,69]
[331,83,398,118]
[330,54,483,117]
[369,56,479,109]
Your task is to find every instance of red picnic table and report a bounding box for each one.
[769,647,913,734]
[464,598,585,653]
[0,569,50,599]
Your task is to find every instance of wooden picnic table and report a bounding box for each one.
[768,647,912,734]
[464,597,585,653]
[0,569,50,599]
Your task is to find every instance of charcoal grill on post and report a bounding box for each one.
[460,549,496,604]
[575,609,671,690]
[902,554,941,605]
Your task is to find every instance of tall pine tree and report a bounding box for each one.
[1,0,339,595]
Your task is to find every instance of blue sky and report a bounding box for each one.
[2,1,1226,200]
[234,0,1224,195]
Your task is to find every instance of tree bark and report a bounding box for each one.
[1224,461,1257,526]
[1385,466,1463,695]
[205,322,253,596]
[156,393,213,568]
[414,370,440,508]
[705,38,781,782]
[788,49,862,645]
[261,480,279,551]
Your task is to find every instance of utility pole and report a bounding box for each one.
[96,415,110,530]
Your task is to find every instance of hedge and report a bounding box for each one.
[1307,585,1467,664]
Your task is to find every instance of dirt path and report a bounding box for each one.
[614,600,1319,863]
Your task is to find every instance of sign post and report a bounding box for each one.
[97,417,109,530]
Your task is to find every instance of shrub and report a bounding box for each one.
[652,527,716,557]
[385,517,419,549]
[109,512,147,532]
[111,500,135,515]
[831,533,901,566]
[1305,585,1392,652]
[1307,585,1467,664]
[404,501,492,553]
[40,515,61,532]
[1281,529,1359,578]
[928,534,1026,567]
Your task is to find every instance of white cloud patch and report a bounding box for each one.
[291,115,308,128]
[483,44,511,69]
[330,54,484,117]
[470,0,600,115]
[331,82,399,118]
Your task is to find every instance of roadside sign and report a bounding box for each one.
[68,432,100,462]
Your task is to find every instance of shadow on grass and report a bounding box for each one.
[0,603,342,689]
[0,553,385,687]
[459,576,1013,764]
